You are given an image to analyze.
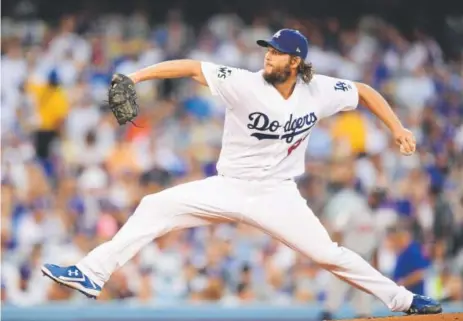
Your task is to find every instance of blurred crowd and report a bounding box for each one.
[1,7,463,308]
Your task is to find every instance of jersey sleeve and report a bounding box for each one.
[200,62,247,109]
[314,75,359,118]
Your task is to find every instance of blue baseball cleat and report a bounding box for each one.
[405,294,442,315]
[41,264,101,299]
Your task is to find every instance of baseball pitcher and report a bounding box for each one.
[42,29,441,315]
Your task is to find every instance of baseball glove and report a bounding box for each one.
[108,73,139,125]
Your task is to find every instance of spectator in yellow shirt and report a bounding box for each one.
[27,69,69,161]
[330,110,367,155]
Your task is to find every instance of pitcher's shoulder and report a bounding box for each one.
[239,68,267,86]
[306,74,336,88]
[305,74,356,94]
[225,65,261,83]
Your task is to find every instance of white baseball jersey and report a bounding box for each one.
[201,62,359,180]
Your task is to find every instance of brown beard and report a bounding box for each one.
[262,63,292,85]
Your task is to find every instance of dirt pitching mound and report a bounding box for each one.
[343,313,462,321]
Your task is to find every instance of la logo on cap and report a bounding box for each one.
[274,30,282,38]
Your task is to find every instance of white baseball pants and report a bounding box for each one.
[77,175,413,311]
[324,251,375,316]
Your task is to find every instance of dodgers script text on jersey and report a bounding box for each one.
[247,111,318,144]
[201,62,359,180]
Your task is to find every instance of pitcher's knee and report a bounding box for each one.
[311,243,344,266]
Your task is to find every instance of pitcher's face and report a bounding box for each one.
[263,47,300,85]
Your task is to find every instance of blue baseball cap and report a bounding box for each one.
[257,29,309,59]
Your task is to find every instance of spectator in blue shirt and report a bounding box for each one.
[388,223,430,295]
